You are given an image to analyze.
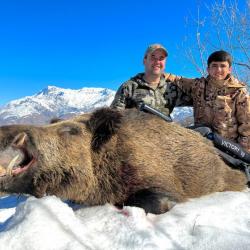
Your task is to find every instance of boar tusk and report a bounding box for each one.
[6,155,20,176]
[14,132,27,147]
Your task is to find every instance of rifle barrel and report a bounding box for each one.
[139,103,172,122]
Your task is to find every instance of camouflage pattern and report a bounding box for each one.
[175,75,250,151]
[111,73,190,116]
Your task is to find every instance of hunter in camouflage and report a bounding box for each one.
[111,44,190,116]
[174,51,250,151]
[111,73,190,116]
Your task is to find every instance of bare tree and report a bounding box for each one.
[182,0,250,84]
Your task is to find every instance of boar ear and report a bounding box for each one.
[87,108,123,150]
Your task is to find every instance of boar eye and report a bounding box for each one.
[58,126,81,136]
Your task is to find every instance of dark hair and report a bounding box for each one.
[207,50,232,67]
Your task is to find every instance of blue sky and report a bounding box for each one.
[0,0,246,105]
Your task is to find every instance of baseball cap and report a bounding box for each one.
[144,44,168,58]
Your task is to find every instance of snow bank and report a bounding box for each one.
[0,191,250,250]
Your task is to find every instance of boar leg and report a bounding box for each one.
[124,188,184,214]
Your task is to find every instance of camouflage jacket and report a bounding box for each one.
[110,73,191,116]
[175,75,250,151]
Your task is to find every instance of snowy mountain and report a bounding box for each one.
[0,85,193,125]
[0,86,116,125]
[172,106,193,125]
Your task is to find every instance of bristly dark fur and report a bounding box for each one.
[87,108,123,150]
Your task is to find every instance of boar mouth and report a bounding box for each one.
[11,148,36,176]
[0,132,37,178]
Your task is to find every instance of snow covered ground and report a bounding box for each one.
[1,190,250,250]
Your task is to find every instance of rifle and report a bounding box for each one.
[139,103,250,182]
[139,103,172,122]
[193,126,250,181]
[187,125,250,163]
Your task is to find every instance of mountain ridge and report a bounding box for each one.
[0,85,193,125]
[0,86,115,125]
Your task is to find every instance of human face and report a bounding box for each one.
[143,50,166,77]
[207,61,232,80]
